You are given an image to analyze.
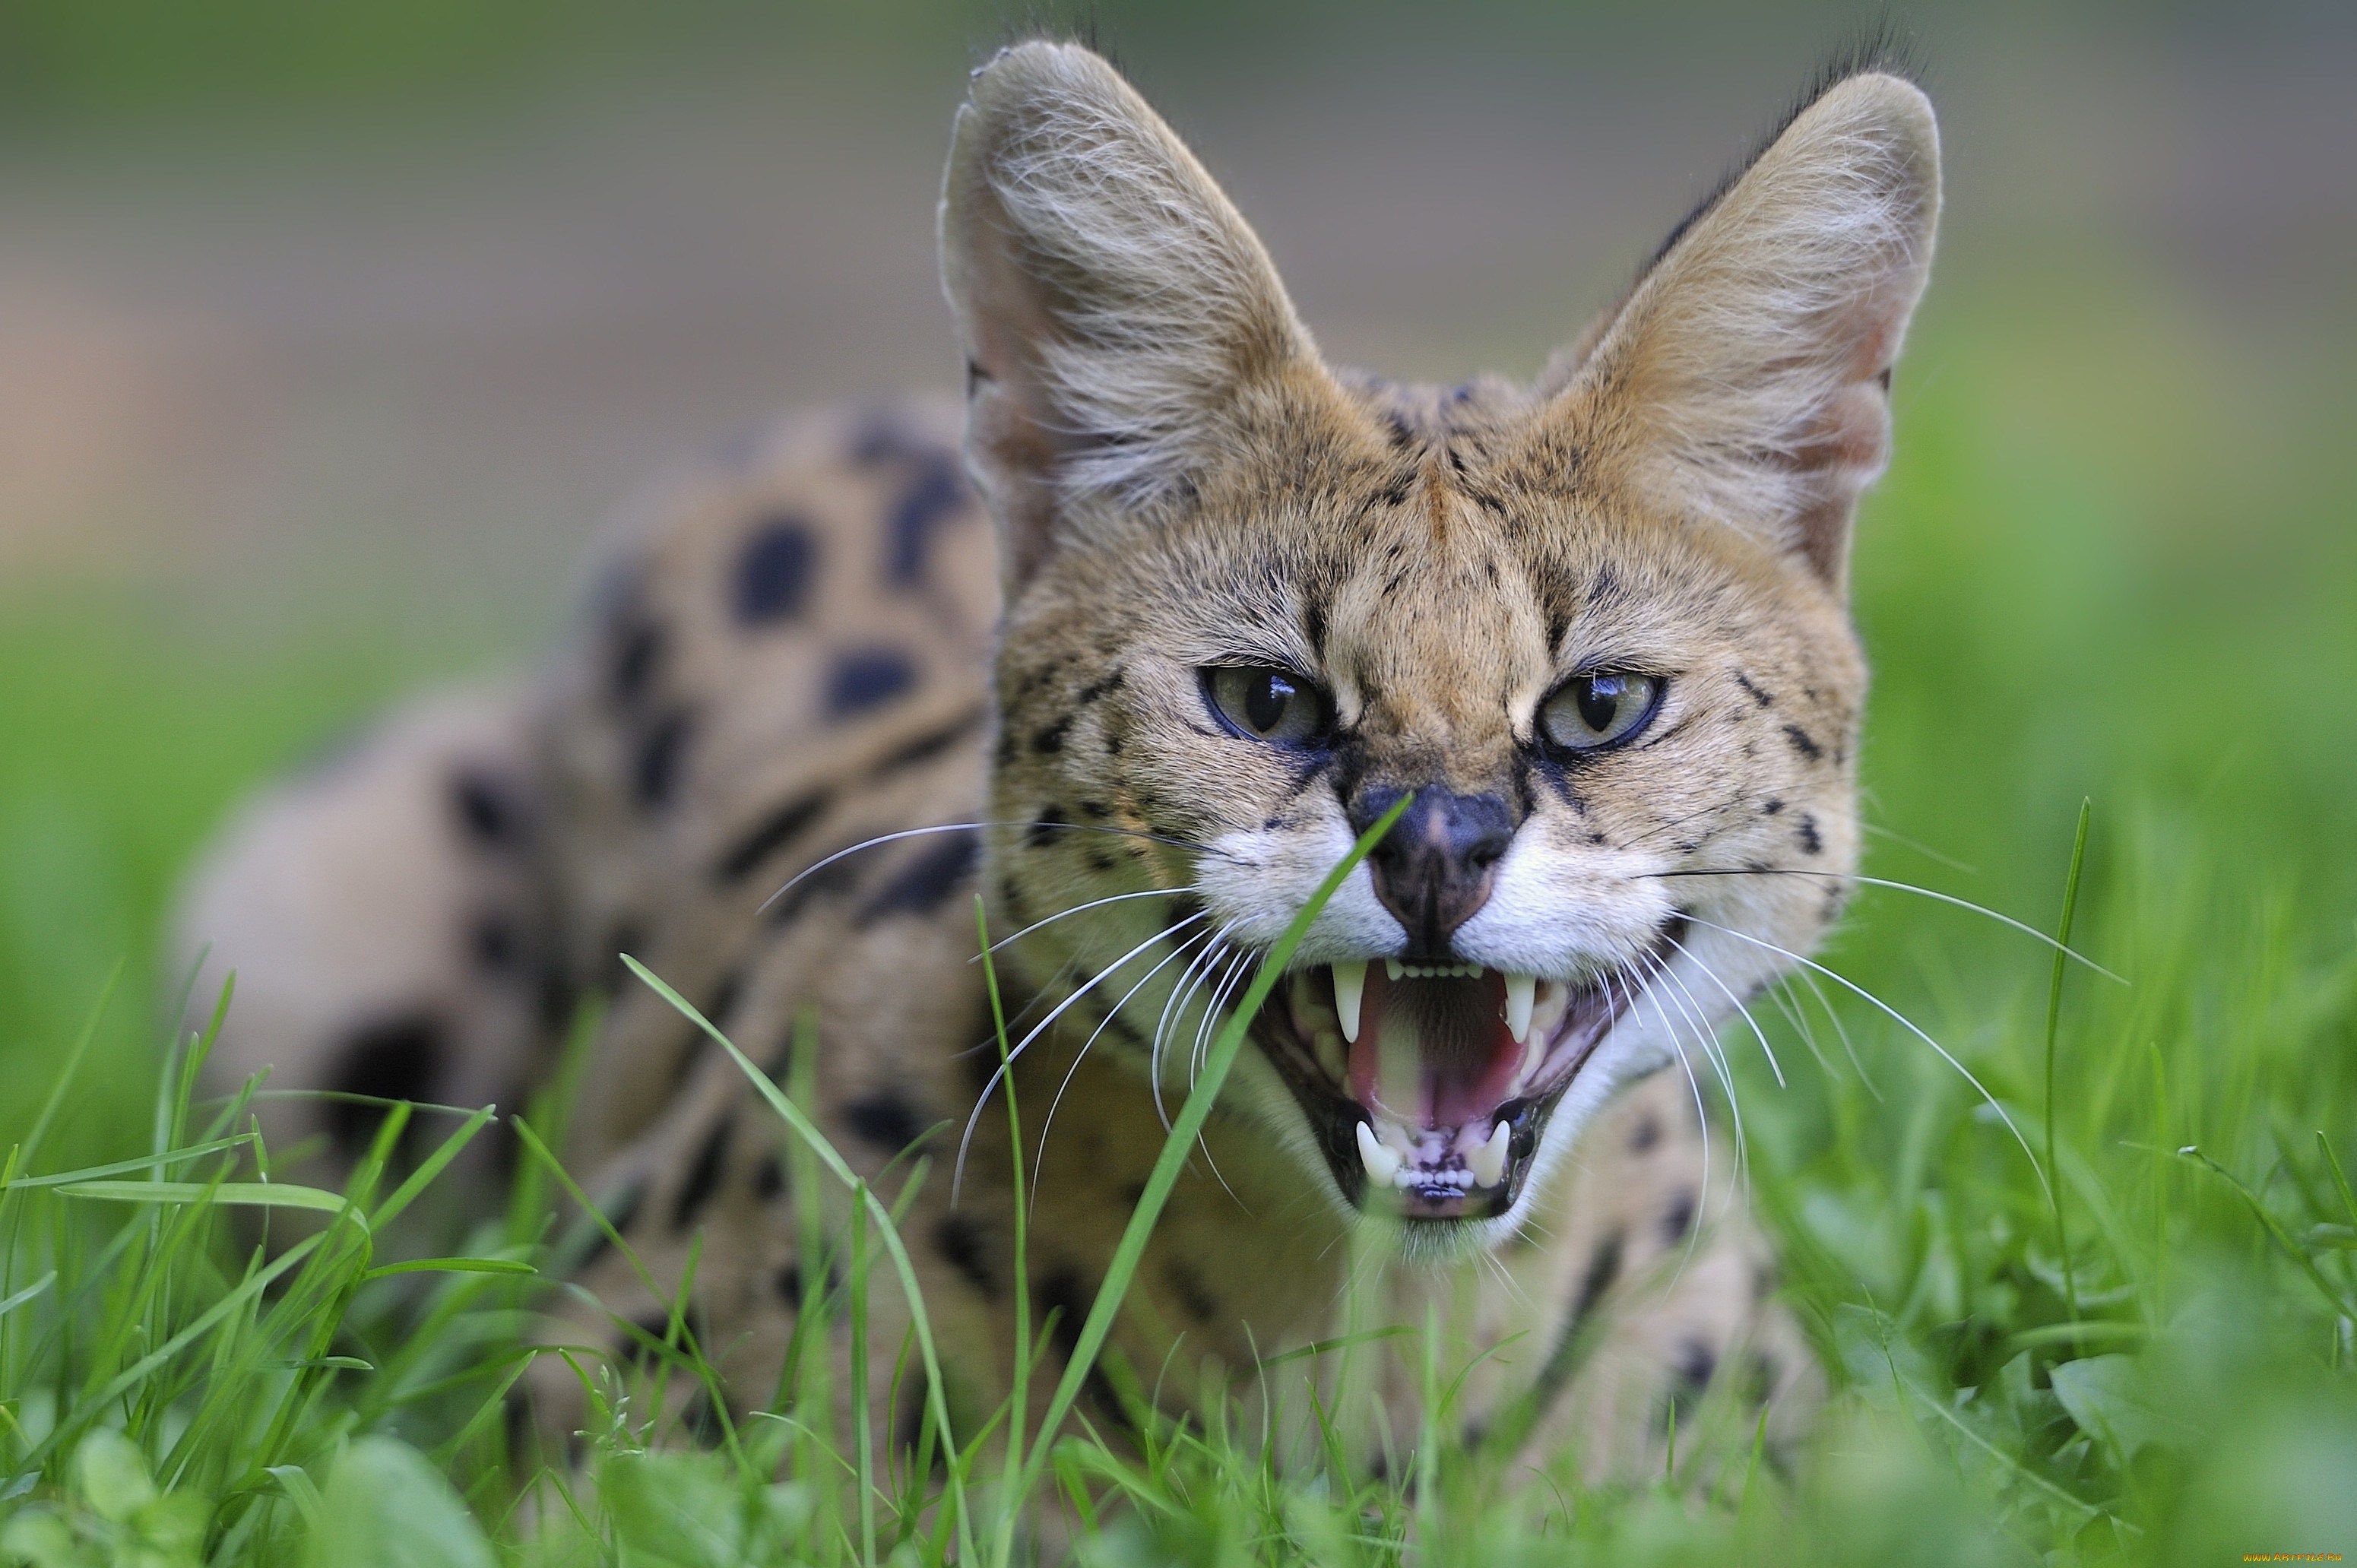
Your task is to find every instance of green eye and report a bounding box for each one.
[1538,672,1663,753]
[1205,666,1330,749]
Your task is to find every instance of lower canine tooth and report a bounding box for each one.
[1467,1121,1511,1188]
[1503,972,1535,1044]
[1355,1122,1402,1187]
[1332,960,1367,1044]
[1385,958,1405,982]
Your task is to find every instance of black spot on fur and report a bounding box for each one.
[1781,723,1823,762]
[1570,1229,1624,1329]
[774,1262,805,1305]
[1796,813,1823,856]
[732,517,819,626]
[1761,797,1785,816]
[633,708,694,809]
[579,1174,648,1272]
[1035,1265,1128,1427]
[887,457,969,585]
[468,912,521,974]
[1086,851,1117,873]
[623,1310,680,1367]
[325,1014,447,1153]
[752,1155,784,1200]
[874,706,986,778]
[665,970,744,1093]
[825,646,918,719]
[766,856,860,925]
[933,1212,997,1300]
[1629,1113,1662,1154]
[1074,666,1126,706]
[448,767,523,847]
[679,1389,724,1446]
[669,1114,735,1231]
[853,831,979,926]
[1165,1261,1220,1325]
[715,787,835,884]
[1675,1337,1718,1393]
[1662,1187,1697,1245]
[1031,715,1072,755]
[1732,670,1775,708]
[1025,803,1069,850]
[609,620,665,708]
[843,1090,928,1154]
[1078,799,1110,819]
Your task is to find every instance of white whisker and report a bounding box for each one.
[758,819,1226,916]
[1031,926,1217,1207]
[1683,914,2051,1202]
[1664,931,1785,1088]
[955,911,1209,1199]
[1152,926,1234,1130]
[974,886,1183,958]
[1795,968,1882,1101]
[1620,965,1715,1283]
[1648,954,1749,1182]
[1649,868,2122,984]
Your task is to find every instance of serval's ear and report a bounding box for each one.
[1552,69,1940,591]
[939,40,1325,594]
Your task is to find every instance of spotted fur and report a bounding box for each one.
[172,41,1938,1484]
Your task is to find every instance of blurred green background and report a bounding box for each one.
[2,0,2354,1551]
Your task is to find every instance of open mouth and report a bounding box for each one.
[1252,921,1683,1222]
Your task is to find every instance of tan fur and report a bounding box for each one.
[169,41,1935,1489]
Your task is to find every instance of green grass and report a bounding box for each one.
[5,255,2357,1562]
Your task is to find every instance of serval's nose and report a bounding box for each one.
[1348,787,1514,961]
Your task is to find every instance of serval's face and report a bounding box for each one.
[943,43,1937,1253]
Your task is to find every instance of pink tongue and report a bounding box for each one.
[1347,969,1522,1129]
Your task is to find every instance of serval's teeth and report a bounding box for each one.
[1503,971,1536,1044]
[1384,958,1405,982]
[1355,1121,1402,1186]
[1466,1121,1512,1188]
[1332,960,1367,1044]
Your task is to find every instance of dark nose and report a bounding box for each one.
[1348,787,1515,959]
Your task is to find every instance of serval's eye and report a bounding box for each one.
[1203,665,1330,749]
[1538,671,1664,754]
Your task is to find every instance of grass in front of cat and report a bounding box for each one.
[5,790,2355,1565]
[6,268,2357,1561]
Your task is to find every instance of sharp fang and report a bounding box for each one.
[1384,958,1405,982]
[1356,1122,1402,1187]
[1503,971,1535,1044]
[1467,1121,1511,1188]
[1332,960,1367,1044]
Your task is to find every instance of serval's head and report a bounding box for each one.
[941,41,1938,1255]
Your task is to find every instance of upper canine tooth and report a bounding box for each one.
[1503,972,1536,1044]
[1332,960,1367,1044]
[1385,958,1405,982]
[1467,1121,1511,1188]
[1355,1121,1402,1187]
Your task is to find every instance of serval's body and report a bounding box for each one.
[175,41,1940,1482]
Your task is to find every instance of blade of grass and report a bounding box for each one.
[2044,798,2092,1328]
[974,894,1031,1568]
[623,954,978,1564]
[1011,793,1410,1502]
